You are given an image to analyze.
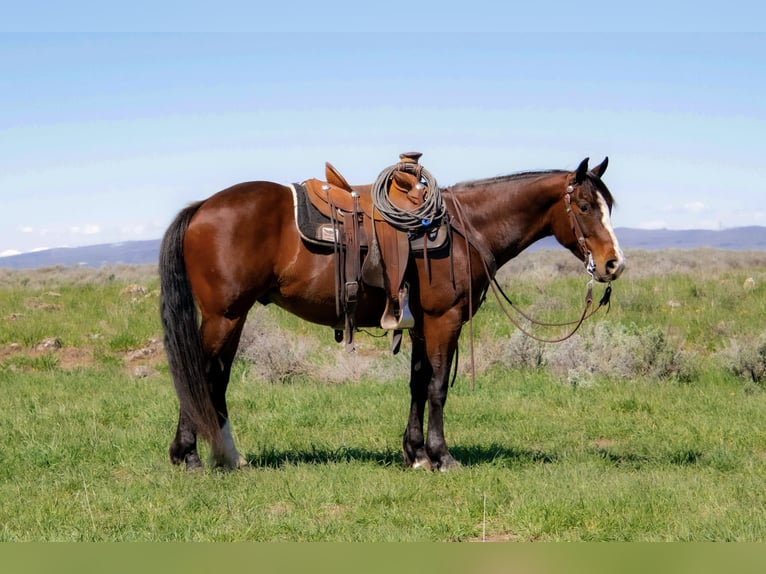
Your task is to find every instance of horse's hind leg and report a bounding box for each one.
[201,314,250,469]
[168,314,248,470]
[169,407,202,470]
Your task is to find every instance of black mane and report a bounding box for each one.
[451,170,567,190]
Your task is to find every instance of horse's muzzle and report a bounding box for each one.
[597,256,625,282]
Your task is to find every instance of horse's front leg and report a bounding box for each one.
[403,312,463,471]
[423,311,463,471]
[403,331,432,469]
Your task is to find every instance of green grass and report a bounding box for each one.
[1,253,766,541]
[1,365,765,541]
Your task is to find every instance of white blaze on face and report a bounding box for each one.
[596,192,624,269]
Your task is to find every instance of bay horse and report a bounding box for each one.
[159,156,625,471]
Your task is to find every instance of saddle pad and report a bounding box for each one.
[408,222,450,253]
[291,182,337,248]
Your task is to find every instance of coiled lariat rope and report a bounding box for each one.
[371,161,446,232]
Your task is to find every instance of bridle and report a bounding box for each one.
[565,183,597,277]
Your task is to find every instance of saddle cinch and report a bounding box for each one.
[294,152,449,352]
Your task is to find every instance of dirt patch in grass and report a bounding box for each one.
[0,337,166,376]
[59,347,96,369]
[592,438,618,449]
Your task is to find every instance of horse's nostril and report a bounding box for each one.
[605,258,624,277]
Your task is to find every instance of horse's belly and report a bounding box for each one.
[266,282,385,329]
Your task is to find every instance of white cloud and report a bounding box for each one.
[121,221,166,237]
[121,224,147,236]
[683,202,706,213]
[69,224,101,235]
[19,226,34,233]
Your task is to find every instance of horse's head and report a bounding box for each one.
[557,157,625,282]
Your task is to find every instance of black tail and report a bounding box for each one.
[159,202,223,455]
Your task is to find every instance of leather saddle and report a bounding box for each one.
[296,153,448,351]
[304,155,426,221]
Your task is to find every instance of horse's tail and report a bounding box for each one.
[159,202,223,456]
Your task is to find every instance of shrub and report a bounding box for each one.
[494,331,547,370]
[720,332,766,384]
[542,322,696,384]
[236,307,314,384]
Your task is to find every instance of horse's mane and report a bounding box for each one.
[451,170,567,190]
[449,169,615,209]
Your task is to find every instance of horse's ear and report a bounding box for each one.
[575,157,590,184]
[590,156,608,179]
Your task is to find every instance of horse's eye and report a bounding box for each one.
[579,203,590,213]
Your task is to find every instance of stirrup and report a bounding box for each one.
[380,285,415,330]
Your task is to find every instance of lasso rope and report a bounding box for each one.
[371,162,446,232]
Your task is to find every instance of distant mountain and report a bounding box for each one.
[530,226,766,252]
[2,227,766,270]
[0,239,160,270]
[613,226,766,251]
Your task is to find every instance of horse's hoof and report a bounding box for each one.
[208,451,250,471]
[436,457,462,472]
[182,452,203,472]
[411,457,433,471]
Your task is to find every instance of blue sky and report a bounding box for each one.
[1,4,765,256]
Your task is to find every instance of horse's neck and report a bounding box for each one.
[447,174,565,267]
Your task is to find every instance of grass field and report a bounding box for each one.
[1,249,765,541]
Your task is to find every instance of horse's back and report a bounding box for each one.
[194,180,291,214]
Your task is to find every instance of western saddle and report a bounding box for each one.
[299,152,447,351]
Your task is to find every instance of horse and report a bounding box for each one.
[159,156,625,471]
